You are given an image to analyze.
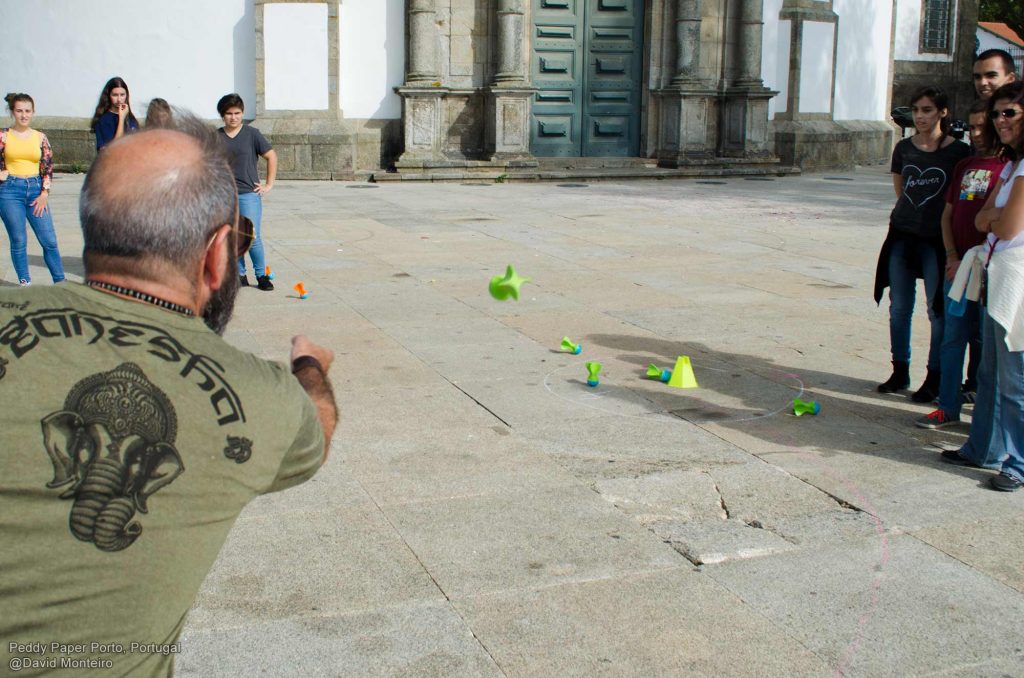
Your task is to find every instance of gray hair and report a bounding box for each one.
[80,110,237,270]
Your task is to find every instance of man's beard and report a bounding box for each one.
[202,258,239,335]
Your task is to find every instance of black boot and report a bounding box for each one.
[878,361,910,393]
[912,369,941,403]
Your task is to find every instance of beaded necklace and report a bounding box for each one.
[86,280,194,317]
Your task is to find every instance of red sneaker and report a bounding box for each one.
[914,409,959,430]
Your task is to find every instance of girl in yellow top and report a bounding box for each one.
[0,93,65,285]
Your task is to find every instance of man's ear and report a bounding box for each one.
[202,224,232,290]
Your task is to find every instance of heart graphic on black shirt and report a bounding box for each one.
[902,165,946,208]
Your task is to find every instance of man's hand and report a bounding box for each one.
[0,169,8,182]
[291,335,334,371]
[254,181,273,197]
[290,335,337,461]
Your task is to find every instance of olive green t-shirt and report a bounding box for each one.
[0,283,324,677]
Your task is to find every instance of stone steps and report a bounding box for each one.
[369,161,800,183]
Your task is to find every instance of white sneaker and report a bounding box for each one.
[18,279,30,287]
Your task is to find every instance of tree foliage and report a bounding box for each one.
[980,0,1024,47]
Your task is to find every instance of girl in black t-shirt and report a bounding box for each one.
[874,86,970,400]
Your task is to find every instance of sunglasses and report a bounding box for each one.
[207,216,254,258]
[989,108,1022,120]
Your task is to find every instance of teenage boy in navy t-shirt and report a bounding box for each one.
[916,99,1008,428]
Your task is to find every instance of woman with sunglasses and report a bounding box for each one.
[874,87,970,401]
[943,81,1024,492]
[90,77,139,151]
[0,93,66,285]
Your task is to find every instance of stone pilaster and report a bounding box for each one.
[397,0,448,165]
[252,0,355,180]
[770,0,848,168]
[720,0,776,158]
[485,0,536,163]
[657,0,718,165]
[406,0,439,84]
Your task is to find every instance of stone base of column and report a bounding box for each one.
[655,87,719,167]
[395,87,449,166]
[720,87,778,159]
[485,86,538,164]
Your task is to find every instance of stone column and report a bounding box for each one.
[720,0,777,158]
[735,1,765,87]
[671,0,701,84]
[656,0,719,165]
[406,0,439,84]
[396,0,448,166]
[486,0,537,164]
[494,0,526,84]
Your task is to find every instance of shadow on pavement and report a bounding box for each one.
[584,332,992,485]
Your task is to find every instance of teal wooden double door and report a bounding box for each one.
[531,0,644,157]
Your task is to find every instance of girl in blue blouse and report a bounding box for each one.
[90,77,139,151]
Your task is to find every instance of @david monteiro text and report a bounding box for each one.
[8,641,181,671]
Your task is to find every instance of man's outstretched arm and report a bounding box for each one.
[290,335,337,461]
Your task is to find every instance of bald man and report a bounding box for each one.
[0,114,336,677]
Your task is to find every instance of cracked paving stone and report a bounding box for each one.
[594,470,727,524]
[652,518,799,566]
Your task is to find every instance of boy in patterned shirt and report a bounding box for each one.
[916,99,1008,428]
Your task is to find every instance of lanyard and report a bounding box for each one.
[986,237,999,268]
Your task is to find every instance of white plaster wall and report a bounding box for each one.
[761,0,789,118]
[977,28,1015,54]
[0,0,254,119]
[264,4,329,111]
[833,0,893,121]
[798,22,836,113]
[895,0,955,63]
[340,0,404,119]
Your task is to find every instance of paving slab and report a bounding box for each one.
[705,534,1024,677]
[758,447,1024,532]
[384,485,682,599]
[179,602,502,677]
[187,504,442,632]
[453,568,831,677]
[345,427,580,506]
[912,515,1024,594]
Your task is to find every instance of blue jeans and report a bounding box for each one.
[0,176,65,283]
[237,191,266,276]
[937,279,982,418]
[959,307,1023,476]
[888,238,942,370]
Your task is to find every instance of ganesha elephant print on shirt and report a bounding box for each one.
[41,363,184,552]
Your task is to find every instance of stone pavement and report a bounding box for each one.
[24,168,1024,676]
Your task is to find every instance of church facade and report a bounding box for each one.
[2,1,978,178]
